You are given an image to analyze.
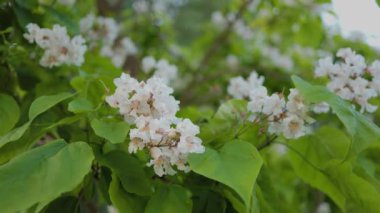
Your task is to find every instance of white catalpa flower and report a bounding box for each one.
[262,94,285,116]
[84,16,119,46]
[226,54,239,70]
[315,48,380,113]
[142,56,157,73]
[106,73,179,122]
[261,46,294,71]
[107,74,204,176]
[247,86,268,113]
[129,117,203,176]
[227,71,265,99]
[211,11,253,40]
[281,115,307,139]
[313,102,330,114]
[244,79,313,139]
[141,57,178,85]
[100,37,138,68]
[23,23,87,68]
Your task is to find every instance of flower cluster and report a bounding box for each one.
[228,71,313,139]
[106,74,204,176]
[211,11,253,40]
[261,46,294,71]
[101,37,138,68]
[24,23,87,68]
[132,0,186,16]
[80,14,138,68]
[80,14,119,46]
[314,48,380,113]
[227,71,264,99]
[142,56,178,85]
[248,88,312,139]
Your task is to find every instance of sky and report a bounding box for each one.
[330,0,380,47]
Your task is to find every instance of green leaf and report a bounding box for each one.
[289,126,380,212]
[91,119,129,144]
[188,140,263,207]
[144,184,192,213]
[0,140,94,212]
[68,97,94,113]
[214,99,248,121]
[109,175,146,213]
[326,163,380,212]
[0,94,20,135]
[42,5,80,34]
[99,150,152,196]
[0,121,31,149]
[15,0,38,9]
[287,127,347,209]
[292,76,380,155]
[29,92,74,120]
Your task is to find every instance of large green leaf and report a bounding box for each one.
[29,92,74,120]
[0,92,74,149]
[144,184,192,213]
[214,99,248,121]
[91,119,130,144]
[0,121,31,149]
[288,126,380,212]
[200,99,249,144]
[99,150,152,196]
[0,94,20,135]
[292,76,380,155]
[288,127,347,209]
[188,140,263,208]
[109,175,146,213]
[68,97,94,113]
[0,140,94,212]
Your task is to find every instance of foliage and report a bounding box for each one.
[1,0,380,212]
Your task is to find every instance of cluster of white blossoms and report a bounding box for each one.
[261,46,294,71]
[132,0,186,16]
[211,11,253,40]
[227,71,264,99]
[248,88,312,139]
[314,48,380,113]
[101,37,138,68]
[228,71,313,139]
[142,56,178,85]
[80,14,138,68]
[23,23,87,68]
[106,73,204,176]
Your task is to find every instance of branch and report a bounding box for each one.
[257,135,277,150]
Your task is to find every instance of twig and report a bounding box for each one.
[257,135,277,150]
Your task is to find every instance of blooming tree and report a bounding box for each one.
[0,0,380,213]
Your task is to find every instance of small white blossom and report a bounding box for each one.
[226,54,239,70]
[100,37,138,68]
[315,48,379,113]
[82,16,119,46]
[281,115,307,139]
[227,71,265,99]
[262,94,285,116]
[141,57,178,85]
[142,56,157,73]
[261,46,294,71]
[313,102,330,114]
[24,23,87,68]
